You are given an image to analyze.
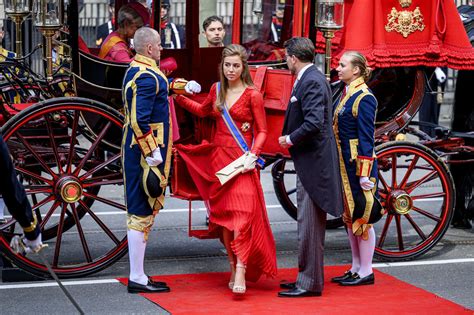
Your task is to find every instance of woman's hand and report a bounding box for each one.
[242,152,258,173]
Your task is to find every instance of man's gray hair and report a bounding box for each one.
[133,27,160,55]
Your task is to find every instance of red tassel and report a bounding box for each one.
[427,34,441,57]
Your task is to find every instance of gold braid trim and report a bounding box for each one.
[22,215,38,233]
[356,156,374,177]
[333,93,355,223]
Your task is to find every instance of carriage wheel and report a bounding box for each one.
[272,158,344,229]
[374,141,455,261]
[0,97,128,278]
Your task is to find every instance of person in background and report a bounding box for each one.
[96,0,116,47]
[332,51,378,286]
[278,37,343,298]
[174,44,277,295]
[160,0,184,49]
[202,15,226,47]
[98,2,149,62]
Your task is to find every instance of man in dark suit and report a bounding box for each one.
[278,37,343,298]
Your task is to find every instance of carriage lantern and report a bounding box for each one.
[5,0,32,56]
[33,0,62,80]
[316,0,344,80]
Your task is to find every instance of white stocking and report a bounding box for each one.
[127,229,148,285]
[347,228,360,274]
[357,227,376,278]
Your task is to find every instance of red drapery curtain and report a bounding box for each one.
[316,0,474,70]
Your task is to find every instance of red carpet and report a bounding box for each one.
[118,266,471,314]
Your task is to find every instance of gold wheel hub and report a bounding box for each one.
[390,191,413,215]
[58,179,83,203]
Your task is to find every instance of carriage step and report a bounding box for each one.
[189,229,216,239]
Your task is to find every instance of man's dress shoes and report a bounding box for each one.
[279,282,296,290]
[339,273,375,286]
[331,270,354,283]
[128,279,171,293]
[278,287,322,298]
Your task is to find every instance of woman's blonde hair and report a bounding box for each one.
[216,44,254,111]
[343,51,372,82]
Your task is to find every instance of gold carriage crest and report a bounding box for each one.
[385,4,425,38]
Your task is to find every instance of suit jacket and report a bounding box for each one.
[282,65,343,217]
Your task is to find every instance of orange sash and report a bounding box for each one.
[98,35,127,59]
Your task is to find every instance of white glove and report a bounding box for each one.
[360,176,375,191]
[184,80,201,94]
[434,67,446,83]
[242,152,258,173]
[145,148,163,167]
[10,233,44,254]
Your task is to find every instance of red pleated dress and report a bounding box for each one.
[175,83,277,282]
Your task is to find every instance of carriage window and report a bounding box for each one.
[161,0,186,49]
[199,1,233,48]
[241,0,291,61]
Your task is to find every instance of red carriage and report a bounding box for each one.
[0,0,473,279]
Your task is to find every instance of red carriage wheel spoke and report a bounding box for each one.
[73,121,112,176]
[45,115,63,174]
[79,153,121,180]
[399,155,419,189]
[39,200,60,230]
[377,214,393,248]
[78,200,120,245]
[83,178,123,188]
[52,203,67,267]
[411,192,446,200]
[31,194,55,212]
[404,213,427,240]
[378,191,388,199]
[13,131,58,179]
[394,215,404,251]
[66,111,80,174]
[391,153,398,189]
[15,166,53,185]
[406,170,438,193]
[70,203,92,263]
[24,185,52,194]
[411,206,442,222]
[377,170,391,193]
[82,191,126,211]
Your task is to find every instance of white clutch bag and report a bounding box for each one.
[215,154,247,185]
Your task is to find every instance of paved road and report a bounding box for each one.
[0,167,473,314]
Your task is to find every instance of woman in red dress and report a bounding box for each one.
[174,44,277,294]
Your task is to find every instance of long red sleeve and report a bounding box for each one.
[175,83,217,118]
[249,89,267,156]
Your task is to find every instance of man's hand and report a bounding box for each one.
[279,136,290,149]
[242,152,258,173]
[360,176,375,191]
[185,80,201,94]
[11,233,45,254]
[145,148,163,167]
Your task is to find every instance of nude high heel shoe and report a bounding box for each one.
[232,264,246,294]
[228,261,236,289]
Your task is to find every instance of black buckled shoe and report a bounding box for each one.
[331,270,354,283]
[278,288,322,298]
[279,282,296,290]
[148,277,168,288]
[128,279,171,293]
[339,273,375,286]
